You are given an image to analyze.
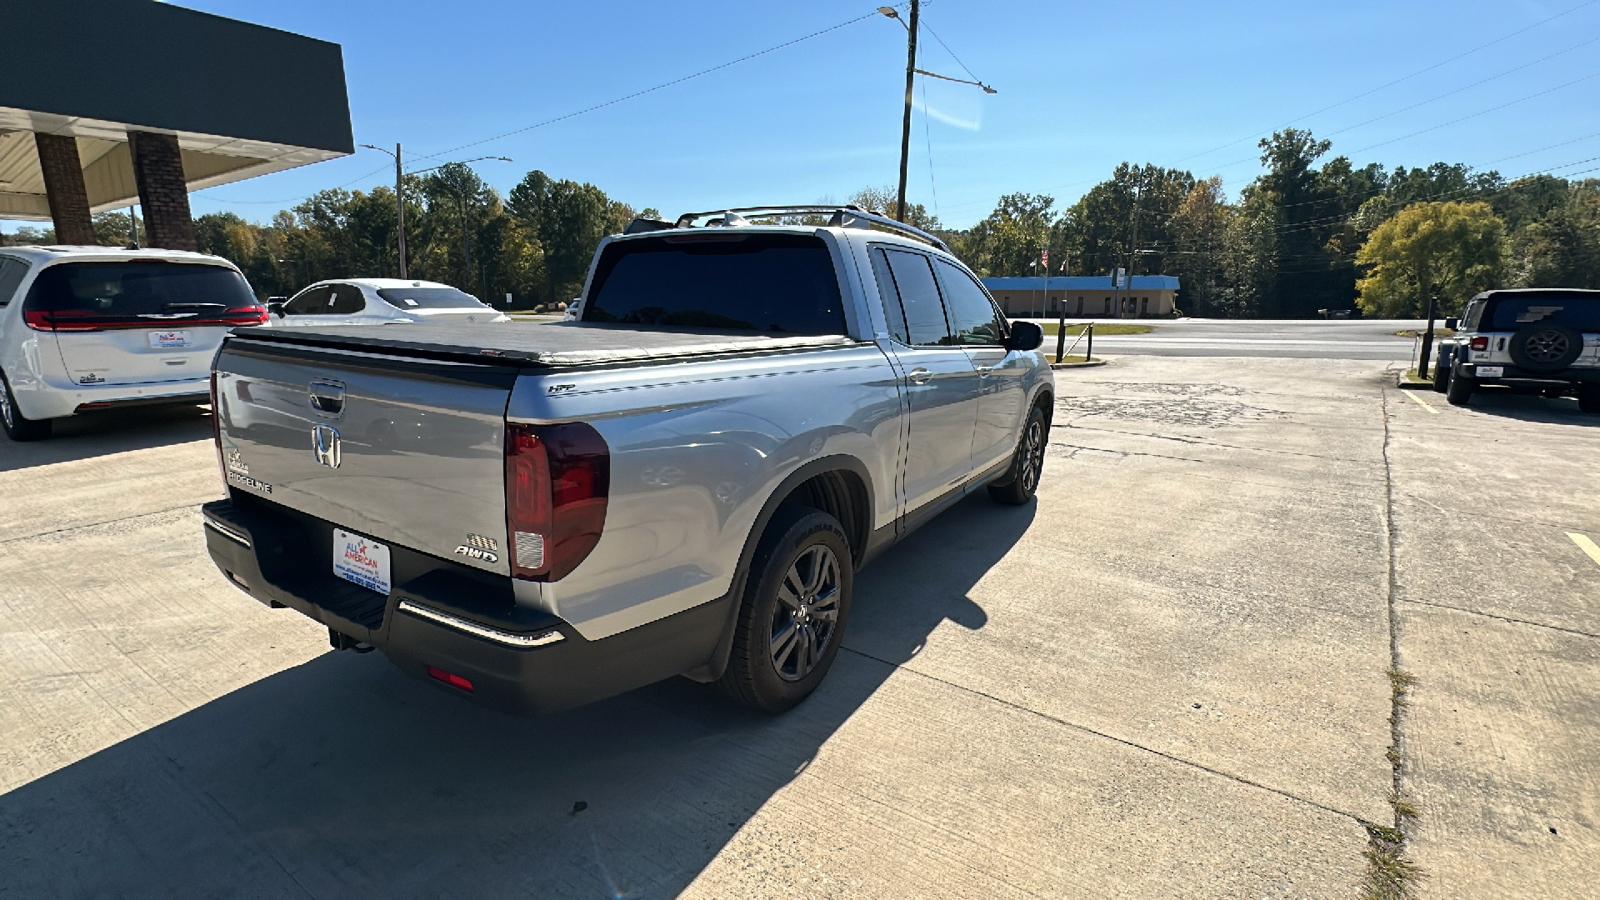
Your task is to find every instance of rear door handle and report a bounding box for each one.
[906,367,932,385]
[974,365,994,378]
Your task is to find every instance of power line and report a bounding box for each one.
[1169,0,1600,166]
[920,19,980,83]
[418,7,895,159]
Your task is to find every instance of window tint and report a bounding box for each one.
[933,258,1004,345]
[284,285,333,316]
[1489,294,1600,332]
[585,233,845,334]
[881,249,950,346]
[377,286,484,309]
[22,262,258,321]
[330,284,365,315]
[1463,299,1485,331]
[869,249,909,343]
[0,257,28,306]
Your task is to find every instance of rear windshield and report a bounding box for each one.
[24,262,258,319]
[1489,294,1600,332]
[583,233,846,334]
[376,286,485,309]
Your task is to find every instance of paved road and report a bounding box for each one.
[1024,317,1430,360]
[2,363,1595,898]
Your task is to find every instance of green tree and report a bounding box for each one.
[1355,201,1505,316]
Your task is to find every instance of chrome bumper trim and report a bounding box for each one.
[203,516,252,548]
[397,600,566,648]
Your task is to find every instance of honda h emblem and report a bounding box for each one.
[312,424,341,469]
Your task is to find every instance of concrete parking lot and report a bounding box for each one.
[1,351,1596,898]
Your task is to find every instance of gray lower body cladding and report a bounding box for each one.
[201,493,729,713]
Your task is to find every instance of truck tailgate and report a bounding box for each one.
[215,340,516,576]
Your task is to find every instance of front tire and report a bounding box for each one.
[1445,364,1475,407]
[719,506,853,714]
[988,404,1047,505]
[1431,352,1451,392]
[0,371,52,442]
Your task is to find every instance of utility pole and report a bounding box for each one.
[1124,173,1143,318]
[394,143,408,279]
[895,0,920,223]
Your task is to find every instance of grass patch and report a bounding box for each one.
[1362,840,1423,900]
[1048,355,1093,365]
[1039,322,1153,336]
[1389,668,1417,708]
[1395,328,1454,338]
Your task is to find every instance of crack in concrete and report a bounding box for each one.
[0,503,202,548]
[1398,598,1600,639]
[839,645,1377,829]
[1057,421,1368,464]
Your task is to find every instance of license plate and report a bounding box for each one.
[148,330,193,349]
[1476,365,1504,377]
[333,529,391,595]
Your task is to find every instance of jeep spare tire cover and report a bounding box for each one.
[1508,324,1584,373]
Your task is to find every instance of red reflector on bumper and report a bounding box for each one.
[426,665,474,692]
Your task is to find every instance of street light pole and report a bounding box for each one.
[360,142,409,278]
[895,0,920,223]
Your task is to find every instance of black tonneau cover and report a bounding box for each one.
[229,321,858,368]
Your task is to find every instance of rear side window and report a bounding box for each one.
[1489,295,1600,332]
[284,285,334,315]
[330,285,366,315]
[23,262,258,323]
[0,257,28,306]
[377,286,484,309]
[876,248,951,346]
[585,233,845,334]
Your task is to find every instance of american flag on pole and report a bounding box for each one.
[1040,249,1049,269]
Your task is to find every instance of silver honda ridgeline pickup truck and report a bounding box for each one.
[201,206,1054,714]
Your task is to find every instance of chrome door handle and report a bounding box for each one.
[906,367,932,385]
[975,366,994,377]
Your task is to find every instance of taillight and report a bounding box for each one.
[505,422,609,581]
[24,309,102,332]
[426,665,474,692]
[220,306,269,327]
[1469,336,1489,351]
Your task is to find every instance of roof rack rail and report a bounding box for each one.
[671,205,949,253]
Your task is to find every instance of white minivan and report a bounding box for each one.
[0,245,266,441]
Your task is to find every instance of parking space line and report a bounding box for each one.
[1403,391,1440,414]
[1568,533,1600,569]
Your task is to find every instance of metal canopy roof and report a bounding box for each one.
[0,0,353,220]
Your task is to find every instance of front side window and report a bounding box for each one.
[933,258,1004,345]
[329,285,366,315]
[585,233,845,334]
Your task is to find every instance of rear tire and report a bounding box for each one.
[1579,385,1600,415]
[1445,364,1474,407]
[0,371,51,442]
[988,404,1047,505]
[719,506,852,714]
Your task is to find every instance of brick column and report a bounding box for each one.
[33,133,97,245]
[128,131,197,251]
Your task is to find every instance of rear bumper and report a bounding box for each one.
[201,494,728,713]
[1464,362,1600,385]
[16,375,211,420]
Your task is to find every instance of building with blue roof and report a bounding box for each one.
[981,275,1180,318]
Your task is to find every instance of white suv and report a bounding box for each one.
[266,278,509,327]
[1434,288,1600,412]
[0,245,266,441]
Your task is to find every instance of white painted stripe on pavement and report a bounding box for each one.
[1403,391,1439,414]
[1568,533,1600,569]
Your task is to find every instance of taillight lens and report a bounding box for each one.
[505,422,609,581]
[22,306,266,330]
[1469,336,1489,351]
[24,309,102,331]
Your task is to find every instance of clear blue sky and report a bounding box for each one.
[19,0,1600,231]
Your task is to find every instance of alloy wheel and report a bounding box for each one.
[769,543,841,682]
[0,380,12,429]
[1525,329,1570,363]
[1019,418,1044,493]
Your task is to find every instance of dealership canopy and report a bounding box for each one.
[0,0,353,249]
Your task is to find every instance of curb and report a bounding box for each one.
[1395,370,1434,391]
[1050,359,1108,370]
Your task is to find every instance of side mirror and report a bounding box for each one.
[1004,320,1044,352]
[267,302,286,317]
[1444,317,1459,330]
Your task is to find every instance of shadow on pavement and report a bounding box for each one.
[1458,388,1600,426]
[0,493,1031,899]
[0,403,213,473]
